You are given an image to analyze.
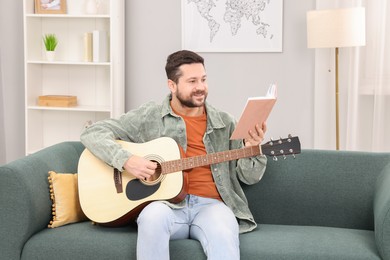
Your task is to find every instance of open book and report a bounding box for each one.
[230,84,277,140]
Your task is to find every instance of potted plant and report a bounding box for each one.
[42,34,58,61]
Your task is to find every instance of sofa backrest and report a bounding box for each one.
[243,149,390,230]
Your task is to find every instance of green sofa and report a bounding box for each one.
[1,141,390,260]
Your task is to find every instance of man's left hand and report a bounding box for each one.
[244,122,267,147]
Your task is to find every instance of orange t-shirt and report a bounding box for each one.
[174,109,222,200]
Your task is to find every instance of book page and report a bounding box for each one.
[230,84,277,140]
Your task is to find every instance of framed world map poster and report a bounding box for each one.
[182,0,283,52]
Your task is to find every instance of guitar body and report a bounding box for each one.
[78,137,186,226]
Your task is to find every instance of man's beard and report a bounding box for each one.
[176,90,208,108]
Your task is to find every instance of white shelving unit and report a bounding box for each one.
[23,0,125,154]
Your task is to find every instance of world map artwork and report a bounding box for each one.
[182,0,283,52]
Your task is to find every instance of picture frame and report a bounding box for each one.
[35,0,67,14]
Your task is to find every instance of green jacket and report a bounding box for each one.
[80,95,267,233]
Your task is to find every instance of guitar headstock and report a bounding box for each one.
[261,135,301,161]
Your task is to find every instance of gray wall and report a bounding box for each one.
[1,0,315,163]
[126,1,315,149]
[0,0,25,164]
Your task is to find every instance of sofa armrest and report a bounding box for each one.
[0,142,84,260]
[374,162,390,260]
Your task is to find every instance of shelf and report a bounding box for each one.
[27,60,111,66]
[27,105,111,112]
[23,0,124,155]
[25,14,110,19]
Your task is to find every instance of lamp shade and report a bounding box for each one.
[307,7,366,48]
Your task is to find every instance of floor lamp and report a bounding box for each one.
[307,7,366,150]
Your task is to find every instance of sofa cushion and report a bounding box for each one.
[21,222,206,260]
[240,224,381,260]
[21,222,380,260]
[47,171,87,228]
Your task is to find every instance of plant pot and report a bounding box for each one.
[46,51,56,62]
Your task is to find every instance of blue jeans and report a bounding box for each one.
[136,195,240,260]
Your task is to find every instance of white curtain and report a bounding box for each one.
[314,0,390,152]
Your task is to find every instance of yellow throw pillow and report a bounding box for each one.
[48,171,88,228]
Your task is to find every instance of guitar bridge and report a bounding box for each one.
[114,168,123,193]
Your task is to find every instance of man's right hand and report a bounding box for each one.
[123,155,157,180]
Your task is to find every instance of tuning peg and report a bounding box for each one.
[283,155,286,160]
[273,156,278,161]
[292,154,296,159]
[288,134,292,138]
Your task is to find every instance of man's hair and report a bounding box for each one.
[165,50,204,84]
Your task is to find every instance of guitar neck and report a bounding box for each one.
[160,145,261,174]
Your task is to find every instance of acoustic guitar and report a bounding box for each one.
[78,135,300,227]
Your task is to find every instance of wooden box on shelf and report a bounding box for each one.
[38,95,77,107]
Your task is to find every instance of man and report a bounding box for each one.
[80,50,267,260]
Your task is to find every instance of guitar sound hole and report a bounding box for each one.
[141,161,163,186]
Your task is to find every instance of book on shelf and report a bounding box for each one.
[92,30,108,62]
[230,84,277,140]
[83,32,93,62]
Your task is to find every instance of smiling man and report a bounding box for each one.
[80,50,268,260]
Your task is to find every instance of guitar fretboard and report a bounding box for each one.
[160,145,261,174]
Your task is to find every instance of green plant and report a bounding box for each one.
[42,34,58,51]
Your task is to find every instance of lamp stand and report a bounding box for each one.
[335,47,340,150]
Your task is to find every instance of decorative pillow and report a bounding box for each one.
[48,171,88,228]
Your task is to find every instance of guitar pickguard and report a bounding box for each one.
[126,179,161,200]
